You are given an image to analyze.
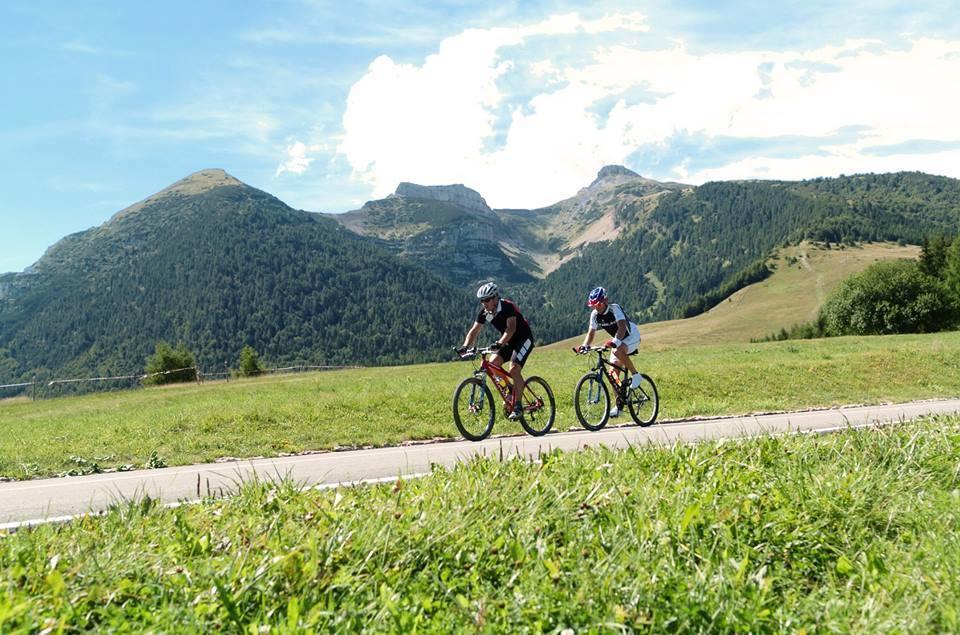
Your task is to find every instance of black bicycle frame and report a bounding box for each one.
[586,348,632,402]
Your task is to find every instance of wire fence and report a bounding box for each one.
[0,363,358,401]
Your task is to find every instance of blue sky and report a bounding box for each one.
[2,1,959,272]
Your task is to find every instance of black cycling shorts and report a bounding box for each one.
[498,337,534,368]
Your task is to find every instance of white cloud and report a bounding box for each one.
[687,149,960,184]
[334,13,960,208]
[276,140,321,176]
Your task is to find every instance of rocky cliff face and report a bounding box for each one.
[586,165,642,191]
[392,183,492,215]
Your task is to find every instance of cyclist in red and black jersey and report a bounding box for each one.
[458,282,534,419]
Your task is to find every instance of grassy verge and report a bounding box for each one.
[2,417,959,631]
[1,331,959,480]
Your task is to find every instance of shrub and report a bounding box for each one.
[143,341,197,385]
[237,345,265,377]
[818,259,958,336]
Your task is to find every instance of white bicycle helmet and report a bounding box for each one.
[476,282,499,301]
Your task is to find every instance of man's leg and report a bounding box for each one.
[614,346,638,375]
[509,362,524,407]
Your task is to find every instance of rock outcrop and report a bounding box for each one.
[587,165,641,190]
[391,183,492,215]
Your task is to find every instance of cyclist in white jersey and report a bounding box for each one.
[576,286,642,417]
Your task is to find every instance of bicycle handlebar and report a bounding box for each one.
[455,344,504,359]
[571,345,611,355]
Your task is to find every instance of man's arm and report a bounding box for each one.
[615,319,629,340]
[582,327,596,348]
[499,316,517,344]
[462,322,483,349]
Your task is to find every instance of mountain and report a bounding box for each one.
[519,172,960,343]
[329,183,535,286]
[327,166,687,283]
[4,167,960,390]
[0,169,473,385]
[494,166,687,276]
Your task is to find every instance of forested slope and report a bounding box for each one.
[0,172,473,384]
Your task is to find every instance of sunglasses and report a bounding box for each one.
[479,296,497,304]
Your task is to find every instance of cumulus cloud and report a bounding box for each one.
[334,12,960,208]
[276,140,320,176]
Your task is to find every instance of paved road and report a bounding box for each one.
[3,399,959,528]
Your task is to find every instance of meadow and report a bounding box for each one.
[2,331,959,480]
[2,415,958,631]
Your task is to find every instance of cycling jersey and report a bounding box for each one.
[476,299,535,366]
[590,303,640,339]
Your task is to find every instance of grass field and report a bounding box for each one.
[2,330,958,480]
[2,415,958,631]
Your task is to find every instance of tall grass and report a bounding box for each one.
[2,416,958,631]
[1,331,959,480]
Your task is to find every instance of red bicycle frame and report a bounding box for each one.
[479,356,517,411]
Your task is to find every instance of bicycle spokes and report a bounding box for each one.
[453,377,496,441]
[517,376,555,437]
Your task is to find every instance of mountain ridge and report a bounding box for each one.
[4,168,960,390]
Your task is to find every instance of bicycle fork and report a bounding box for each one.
[586,371,605,405]
[468,373,488,414]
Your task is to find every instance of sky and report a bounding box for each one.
[2,1,960,273]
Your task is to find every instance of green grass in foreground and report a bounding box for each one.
[2,417,959,632]
[1,331,959,480]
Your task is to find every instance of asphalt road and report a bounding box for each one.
[3,398,960,529]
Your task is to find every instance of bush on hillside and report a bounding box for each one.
[237,345,265,377]
[818,259,958,336]
[143,341,197,385]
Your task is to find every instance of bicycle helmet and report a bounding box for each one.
[587,286,607,307]
[477,281,499,301]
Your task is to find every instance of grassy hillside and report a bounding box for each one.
[2,416,959,631]
[549,241,921,351]
[2,330,959,480]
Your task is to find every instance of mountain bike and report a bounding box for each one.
[452,345,556,441]
[571,345,659,430]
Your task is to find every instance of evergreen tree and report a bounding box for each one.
[919,234,952,278]
[945,237,960,301]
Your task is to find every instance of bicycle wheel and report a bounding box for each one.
[627,373,659,426]
[452,377,495,441]
[574,372,610,431]
[518,376,555,436]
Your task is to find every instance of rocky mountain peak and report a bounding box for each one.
[391,182,492,215]
[588,165,641,189]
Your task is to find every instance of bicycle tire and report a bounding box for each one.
[452,377,496,441]
[626,373,659,426]
[573,372,610,431]
[518,376,555,436]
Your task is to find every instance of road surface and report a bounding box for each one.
[2,399,959,528]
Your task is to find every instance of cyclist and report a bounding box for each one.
[458,282,533,419]
[577,286,642,417]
